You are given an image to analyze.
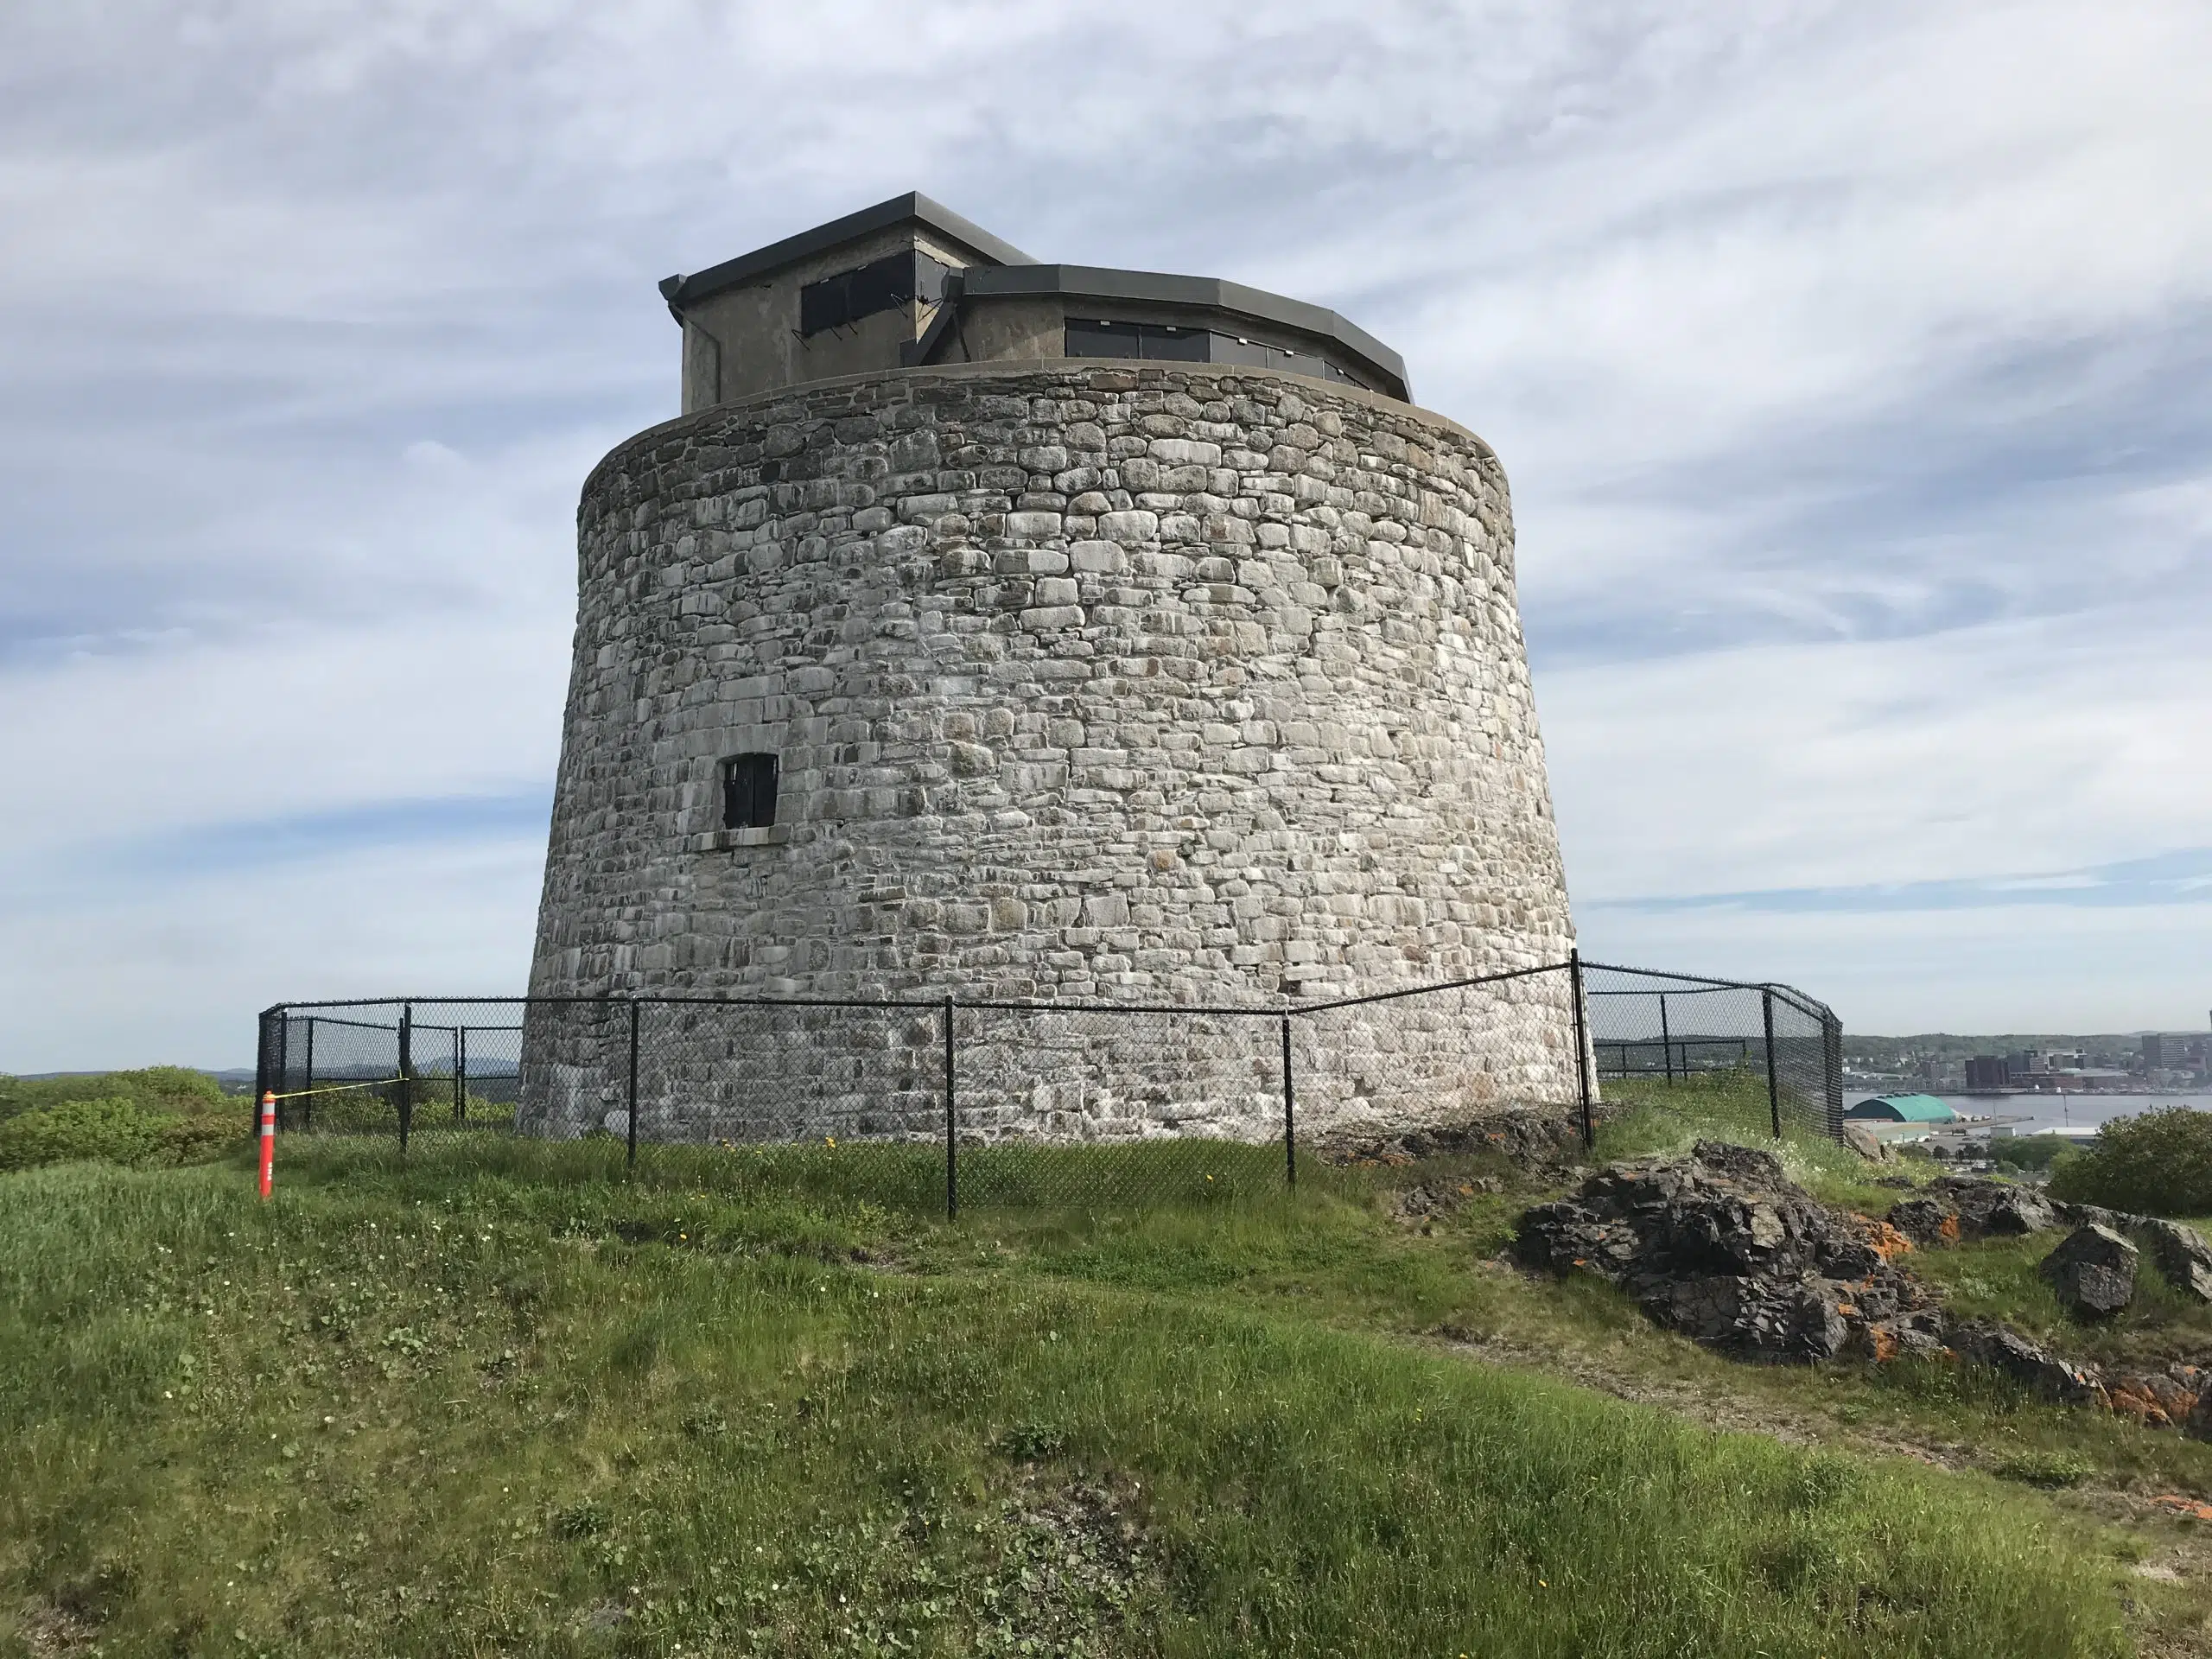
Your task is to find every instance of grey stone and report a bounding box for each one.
[1840,1122,1886,1162]
[2038,1224,2139,1319]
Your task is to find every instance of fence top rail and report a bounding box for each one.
[263,959,1835,1027]
[1586,984,1742,999]
[283,1014,400,1034]
[1579,959,1835,1025]
[957,997,1281,1018]
[1290,957,1568,1014]
[1599,1035,1751,1046]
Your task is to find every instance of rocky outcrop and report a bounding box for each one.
[1325,1108,1592,1175]
[2049,1206,2212,1303]
[1513,1141,1943,1363]
[1885,1176,2056,1244]
[2133,1219,2212,1303]
[1513,1146,2212,1433]
[2039,1224,2139,1319]
[1947,1319,2103,1404]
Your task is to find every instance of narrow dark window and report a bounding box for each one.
[1140,323,1208,362]
[721,753,779,830]
[1065,319,1211,362]
[1065,318,1142,358]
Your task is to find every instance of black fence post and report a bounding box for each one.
[397,1002,414,1154]
[626,1001,640,1173]
[454,1025,467,1126]
[253,1009,276,1137]
[302,1017,315,1134]
[1570,950,1594,1150]
[1658,993,1673,1084]
[1824,1012,1845,1141]
[942,995,957,1220]
[1762,988,1782,1140]
[1281,1014,1296,1190]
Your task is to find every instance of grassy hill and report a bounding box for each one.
[3,1081,2206,1656]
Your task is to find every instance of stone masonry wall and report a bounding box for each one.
[524,362,1580,1141]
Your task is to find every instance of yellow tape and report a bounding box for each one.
[268,1077,404,1102]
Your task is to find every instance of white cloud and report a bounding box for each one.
[0,836,545,1072]
[1542,606,2212,899]
[1581,899,2212,1035]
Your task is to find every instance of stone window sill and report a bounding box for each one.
[690,825,791,852]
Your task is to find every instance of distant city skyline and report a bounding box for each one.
[1,2,2208,1067]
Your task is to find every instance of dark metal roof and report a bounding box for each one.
[660,192,1035,311]
[963,264,1410,400]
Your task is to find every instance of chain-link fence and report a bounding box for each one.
[255,955,1842,1209]
[1580,962,1843,1141]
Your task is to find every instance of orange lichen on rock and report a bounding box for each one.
[2107,1386,2173,1428]
[1864,1221,1916,1261]
[1937,1214,1961,1243]
[1867,1326,1900,1362]
[2153,1495,2212,1522]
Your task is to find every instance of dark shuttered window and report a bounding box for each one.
[721,753,779,830]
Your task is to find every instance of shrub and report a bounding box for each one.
[0,1066,230,1122]
[0,1094,242,1173]
[2048,1107,2212,1217]
[0,1096,168,1171]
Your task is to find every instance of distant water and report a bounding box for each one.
[1925,1092,2212,1135]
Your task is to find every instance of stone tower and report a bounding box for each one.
[524,193,1580,1140]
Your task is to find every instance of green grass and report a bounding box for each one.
[1595,1070,1904,1210]
[0,1122,2170,1658]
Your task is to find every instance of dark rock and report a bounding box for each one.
[2185,1390,2212,1444]
[2133,1219,2212,1303]
[1927,1175,2058,1236]
[1887,1196,1961,1246]
[1947,1319,2103,1405]
[1322,1107,1589,1173]
[1886,1177,2059,1247]
[1514,1140,1941,1364]
[2056,1201,2147,1234]
[2039,1224,2139,1319]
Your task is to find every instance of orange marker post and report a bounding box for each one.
[258,1090,276,1199]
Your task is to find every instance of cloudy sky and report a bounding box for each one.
[3,0,2207,1067]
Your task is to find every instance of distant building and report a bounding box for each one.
[1964,1055,2011,1090]
[2143,1033,2209,1073]
[1845,1094,1960,1124]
